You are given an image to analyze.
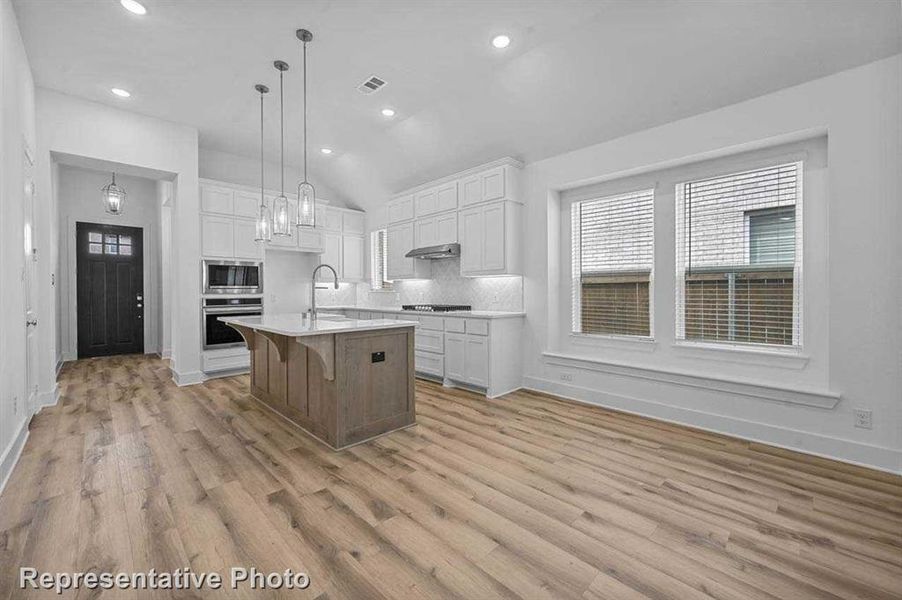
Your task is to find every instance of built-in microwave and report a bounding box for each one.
[203,259,263,295]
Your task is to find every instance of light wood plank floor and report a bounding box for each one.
[1,355,900,599]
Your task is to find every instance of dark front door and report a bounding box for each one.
[76,222,144,358]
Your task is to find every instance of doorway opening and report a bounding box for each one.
[75,222,144,358]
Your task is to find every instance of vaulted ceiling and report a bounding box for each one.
[13,0,901,212]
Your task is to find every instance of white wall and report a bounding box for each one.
[199,147,354,210]
[56,165,162,360]
[263,250,319,314]
[522,55,902,473]
[158,180,173,359]
[0,0,36,491]
[35,89,201,386]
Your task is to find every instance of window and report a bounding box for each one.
[571,189,654,337]
[370,229,392,290]
[676,162,802,347]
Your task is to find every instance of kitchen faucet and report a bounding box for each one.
[310,263,339,323]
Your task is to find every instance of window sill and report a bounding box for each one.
[569,333,657,353]
[366,289,397,294]
[671,341,810,370]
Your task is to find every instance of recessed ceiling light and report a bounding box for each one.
[491,34,511,49]
[320,148,333,155]
[381,108,396,118]
[111,88,131,98]
[120,0,147,15]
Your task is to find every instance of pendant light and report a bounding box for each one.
[253,83,273,242]
[272,60,292,236]
[295,28,316,228]
[102,172,126,215]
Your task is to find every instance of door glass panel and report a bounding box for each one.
[119,245,132,256]
[88,232,102,243]
[119,235,132,245]
[89,243,102,254]
[105,234,118,244]
[105,244,118,255]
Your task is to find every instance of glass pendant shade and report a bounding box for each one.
[297,181,315,227]
[272,194,292,236]
[255,203,273,242]
[102,173,126,215]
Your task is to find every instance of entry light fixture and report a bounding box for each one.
[320,148,333,155]
[296,29,316,228]
[272,60,292,237]
[120,0,147,15]
[102,172,126,215]
[491,34,511,49]
[254,84,273,242]
[381,107,395,118]
[111,88,131,98]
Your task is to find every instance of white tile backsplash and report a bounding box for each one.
[315,257,523,311]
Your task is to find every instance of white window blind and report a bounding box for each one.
[370,229,392,290]
[675,161,802,347]
[571,189,654,337]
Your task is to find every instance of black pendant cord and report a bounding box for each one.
[302,39,308,184]
[260,90,265,204]
[279,68,285,195]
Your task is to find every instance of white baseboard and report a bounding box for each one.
[161,348,172,359]
[523,376,901,475]
[36,385,60,410]
[0,417,29,497]
[171,368,205,387]
[55,356,64,377]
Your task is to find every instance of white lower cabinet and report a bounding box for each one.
[444,332,487,387]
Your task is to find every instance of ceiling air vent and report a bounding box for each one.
[357,75,387,95]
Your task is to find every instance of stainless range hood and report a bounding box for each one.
[404,243,460,259]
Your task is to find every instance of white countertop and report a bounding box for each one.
[219,313,417,338]
[320,305,526,319]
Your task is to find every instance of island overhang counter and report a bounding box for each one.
[220,314,418,450]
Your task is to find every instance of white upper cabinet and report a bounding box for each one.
[319,232,342,279]
[459,163,520,207]
[388,194,415,223]
[415,211,458,248]
[342,211,365,235]
[436,181,458,213]
[315,205,343,231]
[414,188,438,217]
[459,200,521,276]
[414,181,458,218]
[387,222,431,280]
[201,215,235,258]
[233,219,263,260]
[201,185,234,215]
[341,235,365,281]
[233,190,260,219]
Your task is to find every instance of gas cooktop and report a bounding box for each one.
[401,304,471,313]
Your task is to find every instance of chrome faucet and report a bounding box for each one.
[310,263,339,323]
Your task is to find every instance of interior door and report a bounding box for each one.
[23,148,38,413]
[76,222,144,358]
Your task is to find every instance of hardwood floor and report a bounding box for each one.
[1,355,900,599]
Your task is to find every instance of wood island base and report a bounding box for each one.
[227,323,417,450]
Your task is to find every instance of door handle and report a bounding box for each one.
[26,319,37,327]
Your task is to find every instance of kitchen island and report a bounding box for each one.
[220,313,417,450]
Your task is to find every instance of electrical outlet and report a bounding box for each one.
[559,373,573,382]
[853,409,873,429]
